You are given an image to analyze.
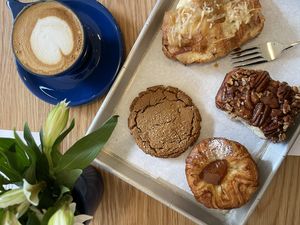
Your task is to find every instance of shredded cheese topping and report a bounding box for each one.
[224,1,251,37]
[167,0,252,47]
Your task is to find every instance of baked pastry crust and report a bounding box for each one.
[162,0,265,64]
[186,138,259,209]
[215,68,300,142]
[128,85,201,158]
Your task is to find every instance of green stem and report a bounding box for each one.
[44,146,54,174]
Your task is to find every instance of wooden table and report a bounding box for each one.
[1,1,300,224]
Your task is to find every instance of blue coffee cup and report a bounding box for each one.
[6,0,122,106]
[7,0,96,78]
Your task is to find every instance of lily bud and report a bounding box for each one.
[43,101,69,165]
[48,204,74,225]
[23,179,45,206]
[2,210,21,225]
[43,100,69,148]
[0,189,26,208]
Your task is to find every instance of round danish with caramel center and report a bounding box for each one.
[186,138,259,209]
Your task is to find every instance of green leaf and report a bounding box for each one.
[0,157,22,182]
[39,129,44,151]
[55,169,82,189]
[23,164,36,184]
[0,185,5,192]
[0,175,10,186]
[50,120,75,167]
[54,115,118,172]
[51,148,62,167]
[59,186,70,199]
[14,131,37,183]
[0,209,4,223]
[41,206,58,225]
[23,123,41,157]
[14,131,29,152]
[35,154,50,181]
[0,139,28,183]
[13,131,35,163]
[53,119,75,149]
[0,151,10,164]
[35,129,51,181]
[0,138,15,149]
[13,145,31,174]
[0,144,30,176]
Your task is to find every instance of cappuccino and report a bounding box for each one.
[12,1,84,76]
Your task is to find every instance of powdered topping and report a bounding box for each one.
[207,138,233,158]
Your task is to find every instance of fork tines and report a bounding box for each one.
[231,47,267,67]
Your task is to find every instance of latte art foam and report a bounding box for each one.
[12,1,84,76]
[30,16,74,65]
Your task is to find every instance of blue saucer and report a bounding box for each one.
[16,0,123,106]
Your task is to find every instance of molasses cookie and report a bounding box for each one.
[128,86,201,158]
[186,138,259,209]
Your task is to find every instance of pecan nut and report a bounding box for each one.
[245,90,253,110]
[250,71,270,92]
[291,100,300,109]
[251,103,271,127]
[283,115,292,131]
[251,91,260,104]
[261,91,279,109]
[238,106,252,120]
[277,82,292,103]
[267,80,279,94]
[282,100,291,114]
[262,121,280,136]
[271,109,283,118]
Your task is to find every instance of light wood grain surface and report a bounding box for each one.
[1,1,300,225]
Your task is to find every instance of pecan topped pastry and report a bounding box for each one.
[216,68,300,142]
[162,0,265,64]
[186,138,259,209]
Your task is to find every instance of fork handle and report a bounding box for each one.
[284,41,300,51]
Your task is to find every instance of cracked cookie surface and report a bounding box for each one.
[128,85,201,158]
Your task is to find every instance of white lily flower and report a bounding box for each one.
[70,202,93,225]
[2,210,21,225]
[73,214,93,225]
[48,204,74,225]
[0,189,26,208]
[23,179,44,206]
[15,201,30,219]
[69,202,76,213]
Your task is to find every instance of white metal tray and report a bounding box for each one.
[87,0,300,224]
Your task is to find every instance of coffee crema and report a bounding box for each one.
[12,1,84,76]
